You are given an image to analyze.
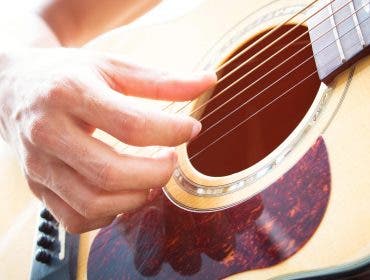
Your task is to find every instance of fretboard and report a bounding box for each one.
[307,0,370,83]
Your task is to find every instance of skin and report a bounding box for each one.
[0,0,216,233]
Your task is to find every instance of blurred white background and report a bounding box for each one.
[135,0,206,25]
[0,0,206,26]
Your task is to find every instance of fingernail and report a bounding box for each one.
[156,147,177,166]
[191,120,202,139]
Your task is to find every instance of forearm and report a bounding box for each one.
[40,0,161,46]
[0,0,160,49]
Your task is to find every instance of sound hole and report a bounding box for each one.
[187,24,321,177]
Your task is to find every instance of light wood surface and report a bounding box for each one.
[0,0,369,279]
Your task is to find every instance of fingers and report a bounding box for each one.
[28,181,115,233]
[17,52,216,234]
[33,119,178,191]
[97,55,217,101]
[28,155,149,219]
[72,87,201,146]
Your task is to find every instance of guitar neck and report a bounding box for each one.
[307,0,370,83]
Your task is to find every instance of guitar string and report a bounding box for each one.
[83,31,362,267]
[177,0,354,118]
[188,34,365,162]
[150,0,364,158]
[162,0,336,118]
[187,18,369,161]
[213,0,319,72]
[111,0,355,153]
[191,2,368,143]
[115,3,368,158]
[192,0,357,122]
[158,1,323,112]
[189,71,317,161]
[146,29,365,162]
[77,3,368,270]
[159,15,369,162]
[109,0,329,149]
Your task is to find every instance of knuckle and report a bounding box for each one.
[44,77,81,107]
[119,110,147,144]
[121,109,146,130]
[43,81,68,106]
[95,162,114,190]
[153,72,169,99]
[78,144,89,159]
[55,180,74,200]
[84,94,101,115]
[28,117,67,152]
[28,117,50,145]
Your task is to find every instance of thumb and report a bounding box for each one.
[97,54,217,101]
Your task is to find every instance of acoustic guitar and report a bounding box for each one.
[1,0,370,279]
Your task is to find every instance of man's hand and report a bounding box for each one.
[0,48,216,233]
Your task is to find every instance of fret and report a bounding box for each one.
[307,0,347,81]
[332,0,366,59]
[354,0,370,45]
[307,0,370,83]
[349,1,366,46]
[327,0,346,62]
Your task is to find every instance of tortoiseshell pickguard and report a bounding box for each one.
[87,137,330,279]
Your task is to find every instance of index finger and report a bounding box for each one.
[98,55,217,101]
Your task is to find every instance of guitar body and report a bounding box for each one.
[1,0,369,279]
